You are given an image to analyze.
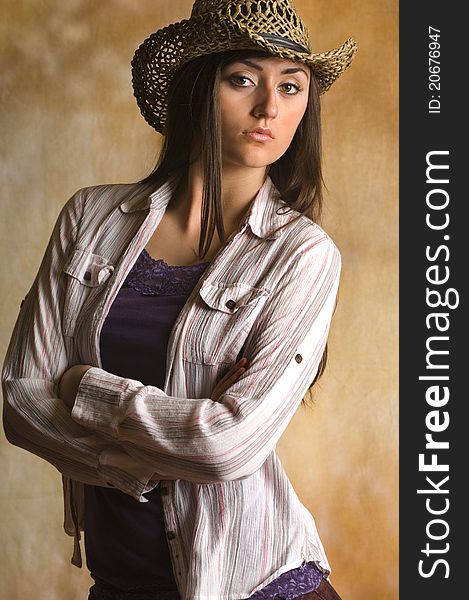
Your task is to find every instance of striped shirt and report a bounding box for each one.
[2,176,341,599]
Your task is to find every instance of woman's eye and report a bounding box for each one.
[229,75,254,87]
[280,82,302,95]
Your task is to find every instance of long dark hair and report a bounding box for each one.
[140,49,330,394]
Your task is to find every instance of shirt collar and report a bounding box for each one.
[119,176,178,213]
[119,175,292,240]
[242,177,285,239]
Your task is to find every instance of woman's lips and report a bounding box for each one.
[243,128,274,142]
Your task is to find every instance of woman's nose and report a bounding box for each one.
[252,86,278,120]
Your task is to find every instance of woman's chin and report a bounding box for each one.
[222,151,283,171]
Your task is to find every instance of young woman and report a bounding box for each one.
[2,1,357,599]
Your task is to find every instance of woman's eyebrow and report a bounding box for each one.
[281,67,309,77]
[238,60,309,78]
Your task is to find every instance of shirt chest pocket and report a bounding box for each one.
[182,282,270,365]
[62,248,114,337]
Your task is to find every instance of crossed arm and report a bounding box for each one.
[58,358,249,410]
[57,358,249,481]
[2,189,340,499]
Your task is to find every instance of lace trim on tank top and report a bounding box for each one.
[124,249,210,296]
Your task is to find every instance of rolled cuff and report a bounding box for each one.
[73,367,157,501]
[72,366,130,435]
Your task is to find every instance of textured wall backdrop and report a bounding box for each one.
[0,1,398,599]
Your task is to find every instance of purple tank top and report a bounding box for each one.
[84,249,324,597]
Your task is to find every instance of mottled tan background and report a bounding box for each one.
[0,1,398,599]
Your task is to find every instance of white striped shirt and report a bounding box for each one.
[2,176,341,599]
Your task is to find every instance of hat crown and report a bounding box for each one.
[191,0,230,15]
[191,0,311,53]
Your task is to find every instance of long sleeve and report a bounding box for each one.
[1,190,155,499]
[72,234,341,483]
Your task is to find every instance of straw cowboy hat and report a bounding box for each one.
[131,0,357,134]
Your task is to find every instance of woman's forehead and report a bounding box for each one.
[223,53,310,75]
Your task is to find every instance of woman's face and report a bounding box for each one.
[218,55,310,170]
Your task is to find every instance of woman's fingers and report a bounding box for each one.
[219,358,248,385]
[222,366,246,387]
[58,364,92,409]
[211,357,248,401]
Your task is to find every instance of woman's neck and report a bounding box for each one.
[170,159,267,239]
[144,159,268,266]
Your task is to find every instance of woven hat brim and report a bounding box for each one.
[250,33,358,92]
[131,13,357,134]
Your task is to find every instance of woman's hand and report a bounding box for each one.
[58,364,92,410]
[151,357,249,481]
[211,357,248,402]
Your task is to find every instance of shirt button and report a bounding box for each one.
[83,271,92,281]
[167,531,176,540]
[225,299,236,310]
[295,354,303,363]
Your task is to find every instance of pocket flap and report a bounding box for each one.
[63,248,114,287]
[199,282,269,314]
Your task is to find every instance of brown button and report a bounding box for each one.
[167,531,176,540]
[83,271,92,281]
[295,354,303,363]
[225,299,236,310]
